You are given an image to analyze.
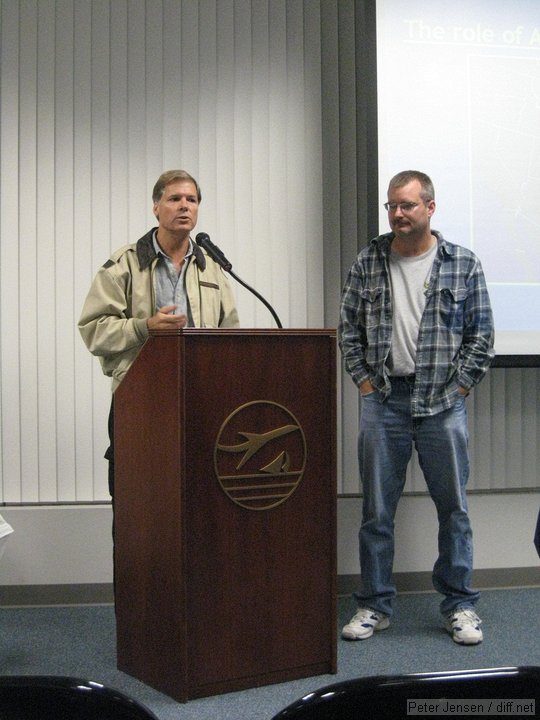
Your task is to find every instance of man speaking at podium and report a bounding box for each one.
[79,169,239,497]
[339,170,494,646]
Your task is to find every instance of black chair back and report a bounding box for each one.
[0,676,158,720]
[271,666,540,719]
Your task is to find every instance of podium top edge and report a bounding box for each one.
[149,328,337,338]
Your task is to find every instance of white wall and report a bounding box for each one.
[1,494,538,591]
[0,505,113,586]
[338,495,540,576]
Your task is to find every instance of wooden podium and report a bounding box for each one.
[113,329,337,701]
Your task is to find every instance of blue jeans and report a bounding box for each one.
[356,376,479,617]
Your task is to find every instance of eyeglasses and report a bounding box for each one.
[384,202,419,213]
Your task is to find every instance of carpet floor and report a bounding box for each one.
[1,588,539,719]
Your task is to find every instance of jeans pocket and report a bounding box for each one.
[361,389,378,399]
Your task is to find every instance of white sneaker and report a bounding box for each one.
[342,607,390,640]
[445,608,483,645]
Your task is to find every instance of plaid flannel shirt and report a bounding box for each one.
[339,231,495,416]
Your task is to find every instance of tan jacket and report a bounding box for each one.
[78,229,240,390]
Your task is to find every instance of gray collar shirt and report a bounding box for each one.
[152,231,194,325]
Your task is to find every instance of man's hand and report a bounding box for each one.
[147,305,188,331]
[359,379,375,396]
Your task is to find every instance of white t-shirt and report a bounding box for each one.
[387,242,438,376]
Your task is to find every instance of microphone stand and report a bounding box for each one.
[227,268,283,329]
[195,233,283,329]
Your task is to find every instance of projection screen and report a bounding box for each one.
[376,0,540,361]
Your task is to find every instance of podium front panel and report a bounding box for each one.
[114,329,337,701]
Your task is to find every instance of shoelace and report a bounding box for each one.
[452,609,480,625]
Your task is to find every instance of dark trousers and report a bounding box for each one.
[105,398,115,499]
[535,506,540,558]
[105,398,116,600]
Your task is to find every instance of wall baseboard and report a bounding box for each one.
[338,567,540,596]
[0,583,114,607]
[2,568,539,606]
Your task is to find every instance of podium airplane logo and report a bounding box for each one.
[217,424,299,469]
[214,401,306,511]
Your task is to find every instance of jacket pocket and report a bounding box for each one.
[438,286,467,330]
[360,287,384,327]
[198,281,221,327]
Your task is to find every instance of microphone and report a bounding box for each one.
[195,232,283,329]
[195,232,232,272]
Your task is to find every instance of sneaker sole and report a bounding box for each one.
[451,633,483,645]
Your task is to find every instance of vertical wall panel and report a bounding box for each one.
[303,3,323,327]
[55,0,77,500]
[72,0,96,500]
[0,0,22,500]
[179,1,200,175]
[197,0,218,221]
[161,0,182,169]
[251,0,272,323]
[214,1,235,254]
[522,369,539,486]
[18,0,39,501]
[36,0,58,501]
[266,0,288,327]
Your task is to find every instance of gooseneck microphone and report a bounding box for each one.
[195,232,232,272]
[195,232,283,329]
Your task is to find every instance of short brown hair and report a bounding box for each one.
[152,170,202,203]
[388,170,434,203]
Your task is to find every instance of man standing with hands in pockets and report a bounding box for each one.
[339,170,494,645]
